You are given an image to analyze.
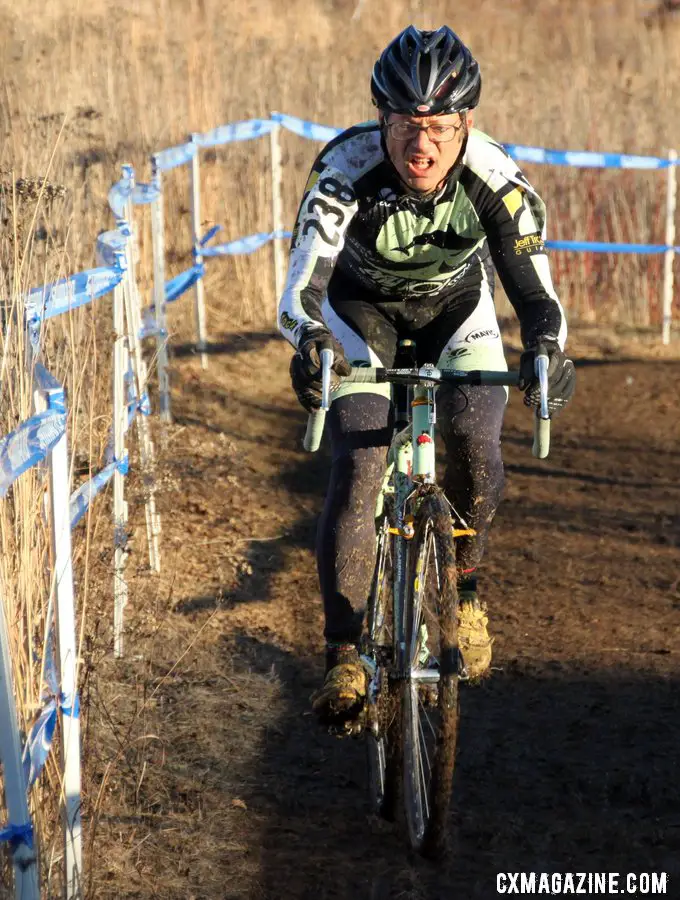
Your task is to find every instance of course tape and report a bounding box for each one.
[503,143,674,170]
[201,229,291,257]
[193,118,274,148]
[546,239,680,254]
[26,265,124,326]
[23,675,81,788]
[165,263,204,303]
[70,454,129,529]
[109,171,161,219]
[271,111,341,143]
[0,823,33,849]
[0,409,66,497]
[96,229,128,268]
[152,141,197,172]
[22,700,57,787]
[34,364,67,414]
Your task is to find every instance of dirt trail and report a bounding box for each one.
[89,330,680,900]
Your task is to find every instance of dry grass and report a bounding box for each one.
[0,0,679,896]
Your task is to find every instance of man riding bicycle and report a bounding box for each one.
[278,25,576,729]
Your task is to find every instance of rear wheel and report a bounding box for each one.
[365,515,400,820]
[401,488,460,858]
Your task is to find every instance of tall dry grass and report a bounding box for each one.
[0,0,679,895]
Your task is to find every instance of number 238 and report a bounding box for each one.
[301,177,355,247]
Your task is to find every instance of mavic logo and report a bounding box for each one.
[464,329,499,343]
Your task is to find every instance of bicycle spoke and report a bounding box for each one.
[419,699,438,743]
[418,712,432,777]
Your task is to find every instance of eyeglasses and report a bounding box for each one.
[386,120,465,143]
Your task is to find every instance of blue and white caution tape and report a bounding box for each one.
[96,229,128,268]
[503,144,674,170]
[271,111,341,143]
[152,142,197,172]
[200,229,291,257]
[109,167,160,218]
[132,179,161,205]
[70,454,129,529]
[33,364,67,414]
[546,239,680,254]
[193,118,274,148]
[0,410,66,497]
[108,170,134,220]
[22,683,81,787]
[22,700,57,787]
[26,265,124,326]
[0,823,34,849]
[165,264,205,303]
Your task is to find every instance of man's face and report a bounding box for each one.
[383,110,473,193]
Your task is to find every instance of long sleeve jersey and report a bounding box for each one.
[278,123,566,350]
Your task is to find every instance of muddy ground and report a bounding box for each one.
[85,329,680,900]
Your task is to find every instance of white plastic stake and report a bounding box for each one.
[33,372,83,899]
[662,148,677,345]
[0,585,40,900]
[48,413,83,900]
[150,165,171,424]
[112,281,129,658]
[121,167,162,575]
[189,137,208,368]
[269,114,286,315]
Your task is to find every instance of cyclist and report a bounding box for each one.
[278,25,576,729]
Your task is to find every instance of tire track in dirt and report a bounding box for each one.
[90,330,680,899]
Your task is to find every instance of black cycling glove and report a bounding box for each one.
[519,339,576,413]
[290,327,351,412]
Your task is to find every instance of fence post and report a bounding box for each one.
[150,162,172,424]
[0,585,40,900]
[662,148,677,345]
[121,166,162,575]
[189,137,208,368]
[269,113,286,317]
[34,372,84,900]
[112,279,129,657]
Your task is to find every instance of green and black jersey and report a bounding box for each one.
[278,122,566,350]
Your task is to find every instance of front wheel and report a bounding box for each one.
[401,488,460,858]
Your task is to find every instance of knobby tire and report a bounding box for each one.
[402,487,460,859]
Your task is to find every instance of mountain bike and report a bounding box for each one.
[304,342,550,859]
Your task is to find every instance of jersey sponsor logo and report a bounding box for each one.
[376,199,483,279]
[441,347,471,365]
[464,328,499,343]
[513,233,544,255]
[279,311,299,332]
[393,226,479,255]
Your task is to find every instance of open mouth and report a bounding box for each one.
[406,156,435,177]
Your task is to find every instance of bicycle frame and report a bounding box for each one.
[381,377,439,678]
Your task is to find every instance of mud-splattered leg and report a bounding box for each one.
[317,393,393,644]
[437,383,507,571]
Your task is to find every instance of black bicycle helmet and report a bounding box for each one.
[371,25,481,116]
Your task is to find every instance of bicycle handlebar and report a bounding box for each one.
[303,360,552,457]
[532,344,551,459]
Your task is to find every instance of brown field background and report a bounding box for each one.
[0,0,679,895]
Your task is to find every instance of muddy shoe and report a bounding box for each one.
[311,645,366,732]
[457,591,492,680]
